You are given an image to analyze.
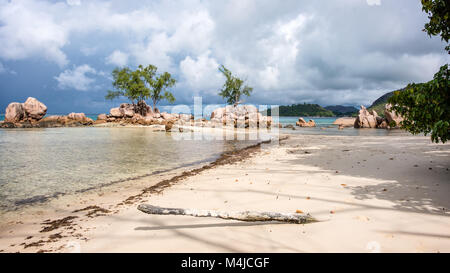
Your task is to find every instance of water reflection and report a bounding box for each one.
[0,127,260,211]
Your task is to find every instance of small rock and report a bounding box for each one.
[97,114,107,120]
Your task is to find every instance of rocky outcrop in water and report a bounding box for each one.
[4,97,47,124]
[2,97,49,127]
[384,104,403,128]
[37,113,94,128]
[353,105,403,129]
[1,97,98,128]
[2,99,281,130]
[209,105,273,128]
[296,118,316,127]
[97,101,194,129]
[333,117,356,127]
[354,106,378,128]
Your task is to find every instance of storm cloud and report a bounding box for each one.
[0,0,448,113]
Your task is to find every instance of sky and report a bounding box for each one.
[0,0,449,114]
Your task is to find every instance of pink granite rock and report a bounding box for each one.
[384,104,403,128]
[23,97,47,120]
[296,117,316,127]
[5,102,26,123]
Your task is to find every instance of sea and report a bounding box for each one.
[0,127,264,212]
[277,116,408,137]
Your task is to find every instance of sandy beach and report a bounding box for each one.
[1,0,449,260]
[0,131,449,253]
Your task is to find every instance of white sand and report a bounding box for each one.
[1,133,449,253]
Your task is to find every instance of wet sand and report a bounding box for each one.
[0,133,449,253]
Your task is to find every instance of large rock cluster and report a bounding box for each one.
[109,103,152,119]
[354,106,379,128]
[97,102,193,128]
[38,113,94,128]
[209,105,273,128]
[354,105,403,129]
[1,97,95,128]
[99,104,275,130]
[4,97,47,124]
[333,117,356,127]
[1,99,280,131]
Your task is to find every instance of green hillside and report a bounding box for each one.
[367,87,412,117]
[367,91,395,117]
[263,87,413,118]
[324,105,358,116]
[264,103,334,117]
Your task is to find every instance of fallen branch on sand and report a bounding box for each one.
[137,204,316,224]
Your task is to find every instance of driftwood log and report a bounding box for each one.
[137,204,316,224]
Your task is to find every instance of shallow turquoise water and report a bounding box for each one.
[0,127,262,212]
[85,114,98,121]
[278,116,411,137]
[278,116,337,126]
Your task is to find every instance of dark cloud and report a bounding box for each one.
[0,0,448,114]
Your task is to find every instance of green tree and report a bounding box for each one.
[105,64,176,114]
[218,65,253,106]
[149,71,176,110]
[105,67,148,105]
[389,65,449,143]
[422,0,450,53]
[388,1,449,143]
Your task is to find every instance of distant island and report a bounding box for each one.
[262,103,358,117]
[260,87,410,118]
[263,103,333,117]
[324,105,358,117]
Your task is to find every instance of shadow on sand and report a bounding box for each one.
[277,135,450,216]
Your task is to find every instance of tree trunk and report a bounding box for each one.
[233,100,242,107]
[136,100,147,116]
[138,204,316,224]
